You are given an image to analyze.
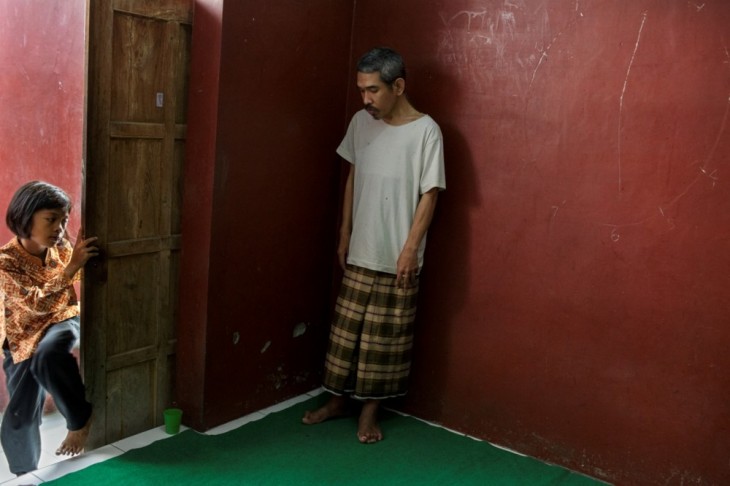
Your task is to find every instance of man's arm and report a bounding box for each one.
[337,164,355,270]
[396,187,439,288]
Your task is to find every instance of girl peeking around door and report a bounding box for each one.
[0,181,98,476]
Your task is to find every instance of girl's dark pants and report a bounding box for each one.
[1,317,92,475]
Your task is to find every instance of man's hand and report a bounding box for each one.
[396,248,418,289]
[337,232,350,271]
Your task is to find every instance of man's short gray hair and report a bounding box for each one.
[356,47,406,85]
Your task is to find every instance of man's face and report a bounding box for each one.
[357,71,398,120]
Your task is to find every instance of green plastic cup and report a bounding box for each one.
[164,408,183,434]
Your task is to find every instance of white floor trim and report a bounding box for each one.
[1,387,579,485]
[0,388,326,485]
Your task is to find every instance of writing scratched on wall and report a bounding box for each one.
[437,2,543,96]
[438,2,729,242]
[437,1,583,97]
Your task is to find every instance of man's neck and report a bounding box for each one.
[381,98,422,126]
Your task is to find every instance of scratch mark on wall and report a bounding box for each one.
[700,166,720,189]
[437,1,547,100]
[610,227,620,242]
[520,4,584,169]
[498,10,517,35]
[604,34,729,241]
[549,200,567,235]
[527,4,584,91]
[603,165,708,240]
[529,32,560,89]
[439,9,488,32]
[617,11,648,196]
[700,46,730,175]
[696,40,730,188]
[662,175,701,214]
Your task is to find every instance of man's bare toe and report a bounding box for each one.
[302,405,345,425]
[357,427,383,444]
[302,409,325,425]
[302,398,347,425]
[357,416,383,444]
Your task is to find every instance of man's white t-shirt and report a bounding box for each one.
[336,109,446,275]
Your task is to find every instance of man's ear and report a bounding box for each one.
[393,78,405,96]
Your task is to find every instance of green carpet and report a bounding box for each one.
[47,396,604,485]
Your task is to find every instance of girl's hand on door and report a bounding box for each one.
[64,228,99,279]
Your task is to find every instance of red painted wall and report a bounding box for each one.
[179,0,729,483]
[177,0,352,428]
[175,0,222,431]
[344,1,729,484]
[0,1,85,242]
[0,0,86,410]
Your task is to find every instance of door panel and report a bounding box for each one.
[85,0,191,447]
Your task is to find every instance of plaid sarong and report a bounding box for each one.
[322,265,419,399]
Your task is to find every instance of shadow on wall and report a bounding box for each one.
[398,48,483,417]
[411,123,480,413]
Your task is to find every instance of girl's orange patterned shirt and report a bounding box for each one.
[0,237,79,363]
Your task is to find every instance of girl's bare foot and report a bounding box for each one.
[56,414,92,456]
[302,395,347,424]
[357,400,383,444]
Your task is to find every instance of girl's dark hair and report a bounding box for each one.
[6,181,72,238]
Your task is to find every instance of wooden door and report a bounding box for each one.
[84,0,192,447]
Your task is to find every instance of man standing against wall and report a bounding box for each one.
[303,47,445,443]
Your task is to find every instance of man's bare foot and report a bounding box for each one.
[56,414,92,456]
[357,400,383,444]
[302,395,347,425]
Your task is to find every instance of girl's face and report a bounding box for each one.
[22,208,69,256]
